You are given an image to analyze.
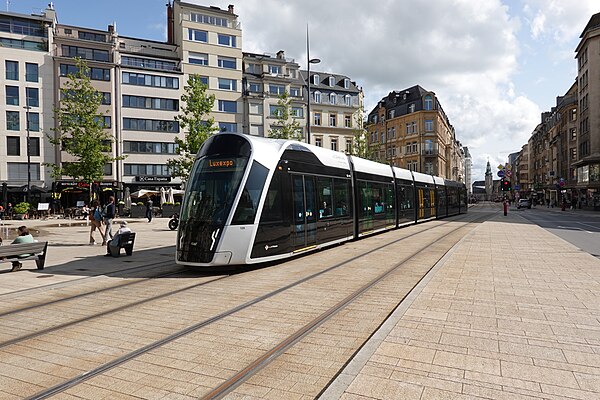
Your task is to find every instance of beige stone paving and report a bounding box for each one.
[323,208,600,400]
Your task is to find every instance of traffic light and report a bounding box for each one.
[501,179,511,191]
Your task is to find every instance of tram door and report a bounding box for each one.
[292,175,317,250]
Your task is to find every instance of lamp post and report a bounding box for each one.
[306,26,320,145]
[24,92,31,205]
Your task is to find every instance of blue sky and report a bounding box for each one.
[7,0,599,182]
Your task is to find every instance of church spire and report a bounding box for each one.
[485,160,492,177]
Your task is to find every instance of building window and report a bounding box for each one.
[122,72,178,89]
[29,137,40,156]
[26,87,39,107]
[123,141,179,154]
[217,33,236,47]
[218,100,237,113]
[124,164,171,176]
[315,137,322,147]
[123,118,179,133]
[424,95,433,110]
[5,60,18,80]
[425,162,433,175]
[314,112,321,126]
[102,92,111,105]
[269,84,285,96]
[122,95,179,111]
[25,63,38,82]
[6,86,19,105]
[190,12,229,27]
[268,65,281,74]
[188,29,207,42]
[7,137,20,156]
[345,95,351,107]
[249,103,263,115]
[246,63,260,74]
[121,56,177,72]
[344,115,352,128]
[78,31,106,42]
[329,76,335,86]
[408,104,415,113]
[61,64,110,81]
[314,91,321,103]
[219,122,237,133]
[250,124,264,136]
[269,105,284,117]
[218,56,236,69]
[6,111,19,130]
[28,112,39,132]
[313,74,319,85]
[570,148,577,160]
[291,107,303,118]
[329,113,337,127]
[570,128,577,140]
[424,139,434,155]
[218,78,237,91]
[330,93,336,105]
[189,52,209,65]
[8,163,40,180]
[425,119,433,132]
[331,138,338,151]
[61,45,109,62]
[571,109,577,121]
[344,78,350,89]
[248,82,261,92]
[346,140,352,153]
[290,87,301,97]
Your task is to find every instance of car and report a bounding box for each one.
[517,198,532,209]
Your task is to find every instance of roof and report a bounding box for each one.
[299,70,361,95]
[367,85,431,119]
[580,12,600,38]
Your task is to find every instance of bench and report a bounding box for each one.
[108,232,136,257]
[0,242,49,271]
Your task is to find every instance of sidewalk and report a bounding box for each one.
[324,206,600,399]
[0,217,177,293]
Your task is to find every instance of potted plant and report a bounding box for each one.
[13,202,31,220]
[130,201,146,218]
[161,201,180,217]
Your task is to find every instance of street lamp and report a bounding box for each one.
[306,26,320,145]
[24,92,31,204]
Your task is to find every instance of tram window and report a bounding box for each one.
[232,161,268,225]
[317,177,333,218]
[260,169,284,223]
[333,178,350,216]
[358,181,372,218]
[373,183,384,214]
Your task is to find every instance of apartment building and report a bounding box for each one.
[463,146,472,195]
[574,12,600,207]
[242,50,305,138]
[367,86,464,180]
[301,69,362,152]
[169,1,242,135]
[0,7,55,199]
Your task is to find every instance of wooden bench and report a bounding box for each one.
[0,242,49,271]
[108,232,136,257]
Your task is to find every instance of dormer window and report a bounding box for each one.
[330,93,336,104]
[424,95,433,110]
[329,76,335,86]
[313,74,320,85]
[344,78,350,89]
[268,65,281,75]
[408,103,415,113]
[344,95,351,106]
[389,110,395,119]
[314,91,321,103]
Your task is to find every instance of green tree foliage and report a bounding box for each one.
[168,75,218,181]
[268,91,303,141]
[47,58,121,198]
[351,105,378,161]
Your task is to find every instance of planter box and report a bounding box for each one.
[130,206,146,218]
[161,204,180,217]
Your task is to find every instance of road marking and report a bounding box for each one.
[577,222,600,231]
[557,225,593,234]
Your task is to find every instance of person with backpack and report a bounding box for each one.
[102,196,116,245]
[89,200,105,245]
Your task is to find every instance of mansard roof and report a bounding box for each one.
[299,70,360,95]
[367,85,433,119]
[580,12,600,38]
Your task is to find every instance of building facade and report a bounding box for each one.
[366,86,464,180]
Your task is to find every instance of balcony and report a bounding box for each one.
[119,44,178,60]
[422,149,438,156]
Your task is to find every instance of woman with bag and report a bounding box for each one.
[89,200,106,245]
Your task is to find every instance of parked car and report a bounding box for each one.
[517,198,532,209]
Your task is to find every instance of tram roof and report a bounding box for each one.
[392,167,413,181]
[412,171,436,184]
[350,156,393,177]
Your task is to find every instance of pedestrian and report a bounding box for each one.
[6,203,13,219]
[89,200,106,245]
[103,196,116,245]
[104,220,131,256]
[8,225,34,271]
[81,203,90,220]
[146,197,153,223]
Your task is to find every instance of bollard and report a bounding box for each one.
[503,200,508,216]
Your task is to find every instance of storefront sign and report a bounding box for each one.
[135,176,171,183]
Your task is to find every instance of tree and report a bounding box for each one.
[168,74,218,182]
[268,91,303,140]
[47,58,121,200]
[350,105,378,161]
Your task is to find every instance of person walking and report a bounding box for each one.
[89,200,105,245]
[102,196,116,245]
[145,197,153,223]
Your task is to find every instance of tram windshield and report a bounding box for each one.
[181,156,249,224]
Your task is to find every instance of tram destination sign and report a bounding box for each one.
[208,159,236,169]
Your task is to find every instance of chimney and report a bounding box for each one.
[276,50,285,59]
[228,4,234,14]
[108,24,114,33]
[167,1,174,44]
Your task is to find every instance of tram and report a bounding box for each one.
[176,133,467,267]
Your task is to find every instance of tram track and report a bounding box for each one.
[20,211,494,399]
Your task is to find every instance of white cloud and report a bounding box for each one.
[523,0,598,42]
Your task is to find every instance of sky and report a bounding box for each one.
[7,0,599,182]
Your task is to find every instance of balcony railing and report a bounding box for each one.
[119,44,178,59]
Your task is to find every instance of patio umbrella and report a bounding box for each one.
[167,187,175,204]
[160,187,166,205]
[124,187,132,209]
